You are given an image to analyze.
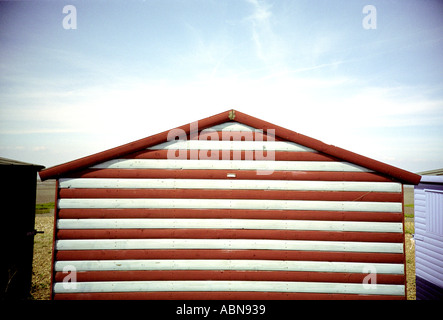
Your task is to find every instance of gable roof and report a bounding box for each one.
[38,109,421,184]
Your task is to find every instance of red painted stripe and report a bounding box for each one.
[56,229,404,243]
[53,270,404,284]
[65,169,395,182]
[53,291,405,300]
[124,150,336,161]
[56,249,404,263]
[58,188,402,202]
[57,208,403,222]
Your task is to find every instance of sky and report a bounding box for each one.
[0,0,442,174]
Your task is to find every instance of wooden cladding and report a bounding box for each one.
[50,121,406,300]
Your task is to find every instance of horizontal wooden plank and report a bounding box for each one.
[52,280,405,295]
[66,169,394,182]
[56,229,404,242]
[54,259,404,274]
[57,208,404,222]
[57,218,403,233]
[58,188,403,202]
[57,198,403,212]
[91,159,373,172]
[54,259,404,276]
[147,140,315,152]
[125,150,332,161]
[55,249,405,263]
[53,270,405,284]
[55,239,404,253]
[58,178,402,192]
[52,291,405,300]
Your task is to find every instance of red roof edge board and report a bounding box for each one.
[38,109,421,185]
[234,111,420,185]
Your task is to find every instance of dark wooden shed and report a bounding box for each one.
[0,157,44,299]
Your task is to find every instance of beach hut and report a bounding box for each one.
[414,172,443,300]
[38,109,420,300]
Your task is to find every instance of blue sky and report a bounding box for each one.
[1,0,442,174]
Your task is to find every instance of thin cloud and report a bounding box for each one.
[244,0,279,63]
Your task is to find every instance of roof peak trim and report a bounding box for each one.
[38,109,420,184]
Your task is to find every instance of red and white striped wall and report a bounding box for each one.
[49,122,403,299]
[40,111,418,300]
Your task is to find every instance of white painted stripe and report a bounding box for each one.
[148,140,315,152]
[57,218,403,233]
[91,159,372,172]
[54,259,404,274]
[55,239,404,253]
[57,198,403,212]
[59,178,402,192]
[208,122,259,132]
[53,280,405,295]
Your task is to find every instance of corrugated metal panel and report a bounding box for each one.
[52,122,405,300]
[414,180,443,299]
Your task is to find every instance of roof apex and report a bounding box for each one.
[39,109,421,184]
